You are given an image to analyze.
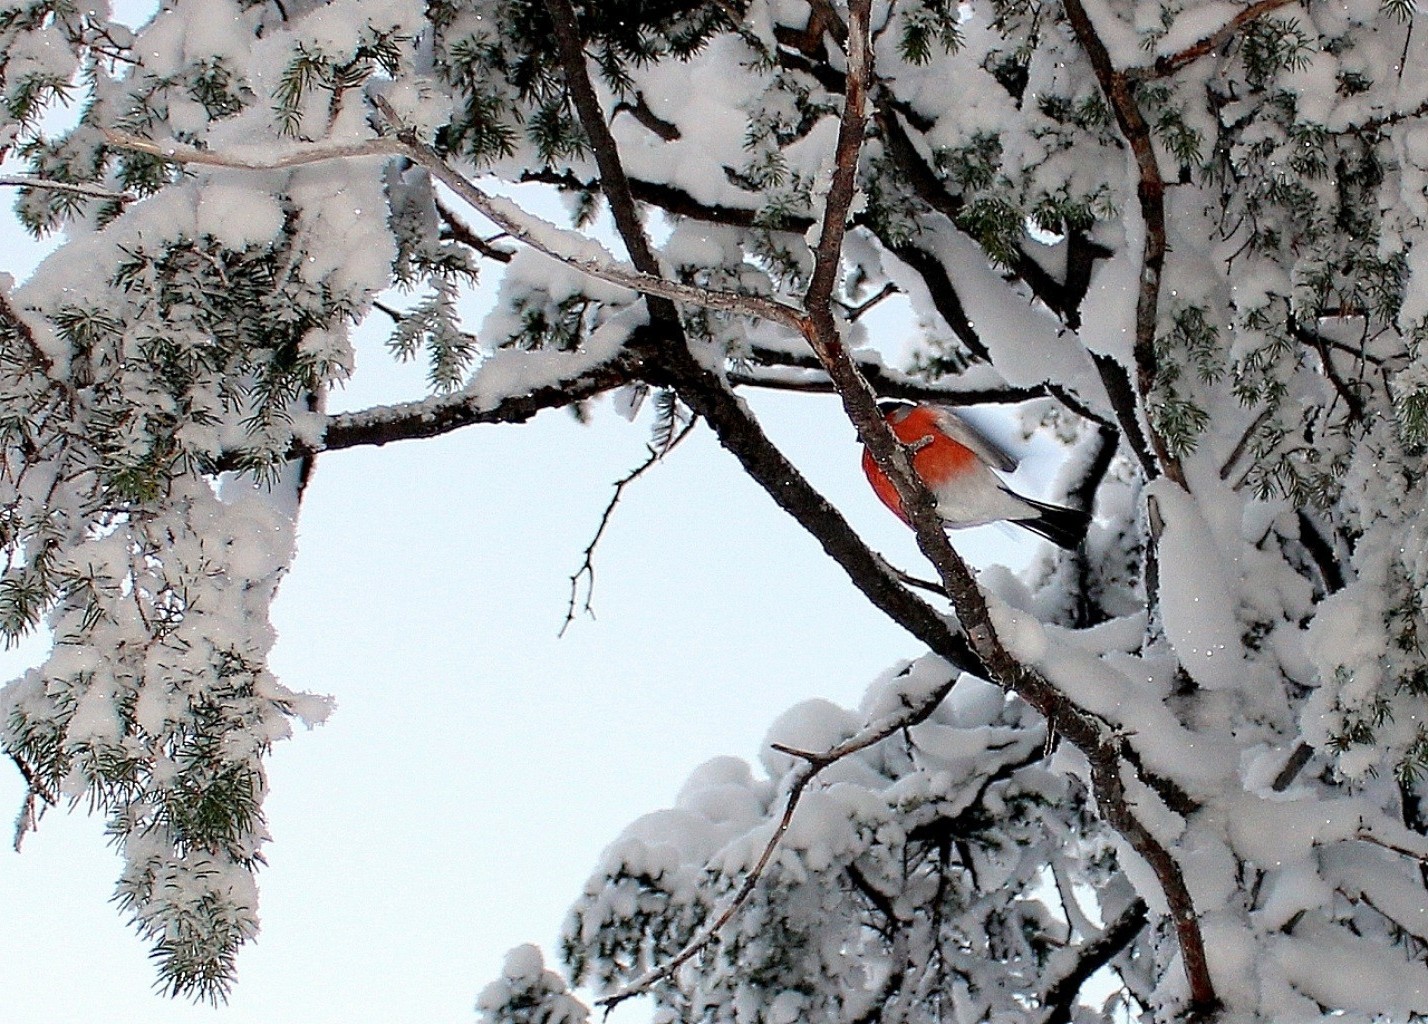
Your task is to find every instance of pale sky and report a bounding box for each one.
[0,242,1002,1022]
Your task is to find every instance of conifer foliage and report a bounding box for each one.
[5,0,1428,1018]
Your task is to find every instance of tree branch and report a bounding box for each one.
[1038,898,1149,1024]
[102,127,806,333]
[1062,0,1186,487]
[598,665,961,1009]
[434,196,514,263]
[0,175,135,203]
[1125,0,1301,81]
[559,418,698,636]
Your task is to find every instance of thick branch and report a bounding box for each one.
[212,351,638,469]
[1062,0,1185,487]
[544,0,665,282]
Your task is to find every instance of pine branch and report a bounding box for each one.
[0,175,135,202]
[102,127,806,331]
[1125,0,1302,81]
[598,664,962,1010]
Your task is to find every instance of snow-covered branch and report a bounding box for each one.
[102,128,807,332]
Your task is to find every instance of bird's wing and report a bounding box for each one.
[931,407,1019,472]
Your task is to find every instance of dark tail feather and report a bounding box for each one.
[1011,496,1092,551]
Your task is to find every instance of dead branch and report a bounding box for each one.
[559,418,698,636]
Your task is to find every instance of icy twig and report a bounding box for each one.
[598,668,961,1010]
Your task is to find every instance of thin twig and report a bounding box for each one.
[559,418,698,637]
[598,667,961,1009]
[0,175,135,202]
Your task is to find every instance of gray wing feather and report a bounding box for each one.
[930,408,1019,472]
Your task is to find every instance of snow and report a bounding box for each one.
[1147,479,1247,691]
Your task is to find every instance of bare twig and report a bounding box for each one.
[559,419,698,636]
[598,666,961,1009]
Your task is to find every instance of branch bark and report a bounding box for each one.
[1125,0,1301,81]
[1062,0,1186,488]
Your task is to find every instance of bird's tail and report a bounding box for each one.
[1010,496,1092,551]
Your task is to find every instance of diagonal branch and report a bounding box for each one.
[0,175,135,203]
[787,5,1216,1015]
[1125,0,1301,81]
[1037,897,1149,1024]
[102,127,806,332]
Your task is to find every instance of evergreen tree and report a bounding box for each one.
[5,0,1428,1018]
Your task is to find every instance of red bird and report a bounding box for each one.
[861,401,1091,550]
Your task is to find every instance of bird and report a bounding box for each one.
[860,400,1091,550]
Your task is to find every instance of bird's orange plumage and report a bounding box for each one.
[861,405,978,523]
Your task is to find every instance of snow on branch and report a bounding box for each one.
[101,128,806,332]
[1125,0,1303,80]
[598,660,964,1011]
